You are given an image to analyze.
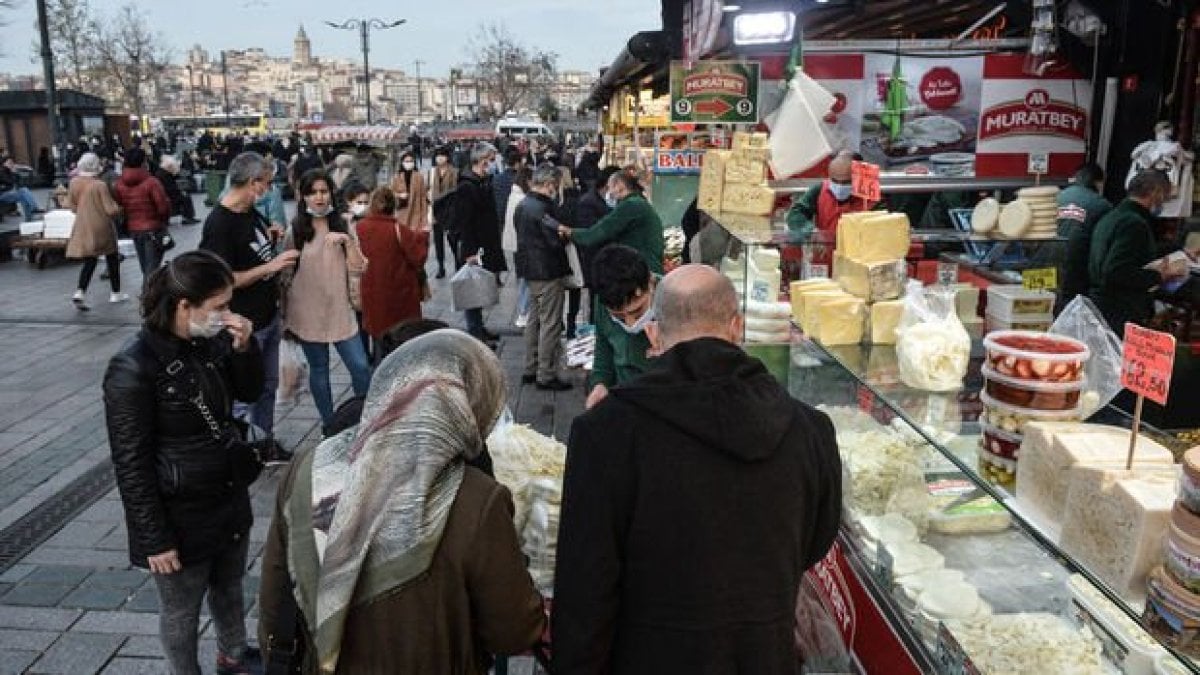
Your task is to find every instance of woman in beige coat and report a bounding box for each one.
[66,153,126,310]
[390,150,429,231]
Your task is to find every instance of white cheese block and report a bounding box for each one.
[971,197,1000,234]
[998,200,1033,238]
[732,131,770,150]
[839,213,912,263]
[721,183,775,216]
[1059,467,1177,601]
[814,297,866,346]
[950,283,980,321]
[835,254,906,302]
[1015,422,1175,536]
[698,150,730,212]
[869,299,905,345]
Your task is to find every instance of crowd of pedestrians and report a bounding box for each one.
[86,129,844,675]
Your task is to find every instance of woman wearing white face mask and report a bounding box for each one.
[390,150,429,232]
[281,170,372,434]
[103,250,264,675]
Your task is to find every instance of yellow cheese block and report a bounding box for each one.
[799,290,851,331]
[732,146,771,163]
[815,297,866,346]
[725,156,767,184]
[835,254,906,302]
[732,131,770,150]
[840,212,911,263]
[698,150,730,212]
[789,280,840,321]
[721,183,776,216]
[835,211,880,251]
[869,299,905,345]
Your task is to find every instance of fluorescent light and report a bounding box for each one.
[733,11,796,45]
[723,4,742,10]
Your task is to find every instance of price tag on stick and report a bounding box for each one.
[851,160,881,203]
[1022,267,1058,291]
[1120,323,1177,469]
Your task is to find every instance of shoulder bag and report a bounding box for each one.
[395,221,432,302]
[345,225,364,312]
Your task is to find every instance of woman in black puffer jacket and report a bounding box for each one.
[103,250,264,675]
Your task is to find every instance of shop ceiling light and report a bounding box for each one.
[733,11,796,45]
[723,4,742,11]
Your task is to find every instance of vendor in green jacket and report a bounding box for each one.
[1088,170,1181,335]
[584,245,656,410]
[559,171,664,274]
[1057,163,1113,312]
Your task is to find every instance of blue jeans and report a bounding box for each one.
[517,278,531,317]
[299,336,372,427]
[0,187,38,221]
[132,231,163,277]
[234,315,281,435]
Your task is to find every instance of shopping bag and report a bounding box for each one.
[450,262,500,311]
[563,242,584,290]
[278,338,309,406]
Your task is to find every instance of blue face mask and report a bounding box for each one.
[828,181,853,202]
[1151,204,1164,217]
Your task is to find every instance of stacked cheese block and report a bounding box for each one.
[978,330,1091,488]
[985,284,1057,333]
[970,186,1061,240]
[1015,421,1177,602]
[1143,447,1200,655]
[699,132,775,216]
[789,212,912,346]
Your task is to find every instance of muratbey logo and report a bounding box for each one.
[683,68,748,97]
[980,89,1087,141]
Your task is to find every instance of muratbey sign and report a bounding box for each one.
[670,60,761,124]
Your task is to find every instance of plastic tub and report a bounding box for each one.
[978,445,1017,487]
[981,365,1085,411]
[1166,502,1200,594]
[983,330,1090,383]
[980,391,1083,434]
[987,284,1055,318]
[1145,566,1200,659]
[985,312,1054,333]
[1068,573,1167,675]
[981,422,1022,459]
[1182,447,1200,515]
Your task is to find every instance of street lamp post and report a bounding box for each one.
[325,18,407,125]
[186,64,199,131]
[220,51,232,127]
[35,0,66,184]
[414,59,425,124]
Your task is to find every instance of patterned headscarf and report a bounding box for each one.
[285,329,505,674]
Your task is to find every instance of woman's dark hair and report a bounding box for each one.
[369,186,398,215]
[592,244,651,309]
[433,145,451,159]
[399,150,416,164]
[341,180,369,205]
[1073,162,1105,188]
[378,319,450,360]
[141,250,234,334]
[292,169,345,248]
[597,166,621,194]
[609,170,642,195]
[514,166,533,194]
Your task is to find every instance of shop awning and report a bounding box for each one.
[309,125,406,145]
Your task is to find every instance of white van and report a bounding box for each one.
[495,119,553,137]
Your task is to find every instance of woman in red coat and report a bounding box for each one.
[355,187,429,358]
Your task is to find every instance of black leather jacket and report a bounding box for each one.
[515,192,570,281]
[103,327,264,567]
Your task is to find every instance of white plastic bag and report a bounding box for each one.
[1050,295,1120,415]
[450,261,499,311]
[563,242,584,290]
[895,280,971,392]
[278,338,309,405]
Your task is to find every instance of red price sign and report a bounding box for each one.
[851,161,881,203]
[1121,323,1176,406]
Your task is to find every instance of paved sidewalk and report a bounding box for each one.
[0,191,585,673]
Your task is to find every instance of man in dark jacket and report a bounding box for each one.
[1088,170,1180,335]
[114,147,171,275]
[450,142,506,345]
[516,164,572,390]
[559,171,664,274]
[552,264,843,675]
[1057,163,1112,312]
[492,146,522,226]
[569,166,620,327]
[155,155,199,225]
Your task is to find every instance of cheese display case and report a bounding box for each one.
[702,211,1200,673]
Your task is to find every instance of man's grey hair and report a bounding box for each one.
[470,142,497,166]
[227,151,270,188]
[652,264,739,341]
[1128,169,1171,199]
[532,164,560,187]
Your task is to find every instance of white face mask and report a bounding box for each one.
[188,310,225,339]
[435,155,448,165]
[350,203,368,217]
[615,306,655,335]
[402,160,416,170]
[307,204,334,218]
[604,192,618,208]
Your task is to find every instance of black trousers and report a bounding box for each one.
[432,220,449,271]
[78,253,121,293]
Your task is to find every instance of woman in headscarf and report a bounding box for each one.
[258,329,545,674]
[328,154,355,190]
[390,149,429,231]
[67,152,126,309]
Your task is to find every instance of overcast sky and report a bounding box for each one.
[1,0,662,77]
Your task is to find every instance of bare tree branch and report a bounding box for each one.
[468,21,557,118]
[31,0,101,93]
[91,4,172,119]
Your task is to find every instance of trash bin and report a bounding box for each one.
[204,170,227,207]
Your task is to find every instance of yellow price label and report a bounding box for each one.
[1022,267,1058,291]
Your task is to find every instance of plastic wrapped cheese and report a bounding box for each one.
[948,614,1107,675]
[896,321,970,391]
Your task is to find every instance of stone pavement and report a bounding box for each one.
[0,189,584,673]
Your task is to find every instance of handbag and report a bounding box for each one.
[265,581,305,675]
[155,229,176,252]
[395,222,431,303]
[564,242,585,290]
[167,358,266,487]
[346,226,363,312]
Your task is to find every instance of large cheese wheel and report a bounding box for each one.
[971,198,1000,234]
[998,201,1033,239]
[1017,186,1060,199]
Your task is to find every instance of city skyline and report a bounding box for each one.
[0,0,662,80]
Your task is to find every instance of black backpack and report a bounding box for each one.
[432,183,460,232]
